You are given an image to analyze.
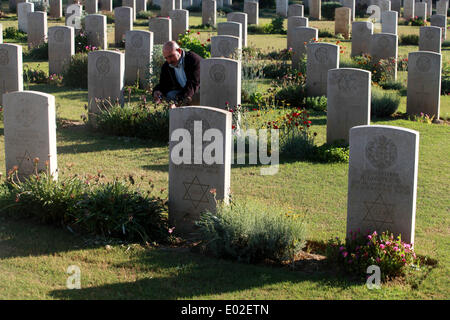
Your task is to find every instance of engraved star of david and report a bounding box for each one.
[182,176,211,209]
[16,150,34,175]
[362,193,395,233]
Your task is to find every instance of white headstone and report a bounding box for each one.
[169,9,189,41]
[27,11,47,49]
[287,16,308,50]
[17,2,34,33]
[115,6,133,45]
[347,125,419,244]
[202,0,216,26]
[85,14,108,49]
[419,26,442,53]
[3,91,58,180]
[306,43,339,96]
[125,30,153,89]
[169,106,232,235]
[369,33,398,80]
[200,58,241,109]
[406,51,442,119]
[327,68,371,144]
[430,14,447,41]
[291,27,318,69]
[48,26,75,75]
[211,35,241,58]
[351,21,373,57]
[149,17,172,45]
[88,50,125,122]
[381,10,398,35]
[0,44,23,106]
[227,12,248,48]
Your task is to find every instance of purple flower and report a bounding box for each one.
[339,246,345,251]
[342,251,348,258]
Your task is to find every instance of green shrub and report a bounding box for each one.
[313,141,349,163]
[136,10,154,20]
[442,61,450,95]
[371,87,400,118]
[326,230,419,281]
[303,96,327,111]
[62,53,88,89]
[262,60,291,79]
[196,200,307,264]
[352,54,396,84]
[318,30,334,37]
[409,17,426,26]
[400,34,419,45]
[0,169,169,243]
[379,80,405,91]
[95,101,170,142]
[355,3,368,18]
[23,64,48,84]
[102,11,114,24]
[321,2,342,20]
[259,0,275,9]
[73,179,168,242]
[177,30,211,58]
[2,26,27,41]
[25,42,48,60]
[186,5,201,12]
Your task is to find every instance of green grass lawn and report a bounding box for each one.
[0,7,449,299]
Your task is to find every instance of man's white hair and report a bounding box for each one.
[163,41,180,52]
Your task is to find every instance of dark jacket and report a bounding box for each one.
[153,50,202,103]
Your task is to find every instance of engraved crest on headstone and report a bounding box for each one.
[416,56,431,73]
[131,34,143,48]
[314,47,329,63]
[96,55,111,75]
[218,39,232,56]
[209,64,226,83]
[54,29,65,42]
[365,135,398,170]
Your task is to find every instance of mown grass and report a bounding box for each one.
[0,8,449,299]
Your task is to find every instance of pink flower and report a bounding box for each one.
[368,235,372,240]
[342,251,348,258]
[376,257,381,263]
[168,227,175,234]
[379,244,385,249]
[393,247,399,252]
[339,246,345,251]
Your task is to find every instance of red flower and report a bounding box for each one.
[232,125,236,129]
[207,38,210,42]
[197,31,200,35]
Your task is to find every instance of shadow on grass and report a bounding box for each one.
[26,84,88,99]
[55,125,168,155]
[48,247,361,300]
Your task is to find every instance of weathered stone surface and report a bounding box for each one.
[49,0,62,18]
[327,68,371,144]
[85,0,99,14]
[276,0,288,17]
[125,30,153,89]
[342,0,355,21]
[0,43,23,106]
[99,0,113,12]
[369,33,398,80]
[88,50,125,121]
[3,91,58,180]
[200,58,241,109]
[291,27,318,69]
[169,9,189,41]
[85,14,108,49]
[17,2,34,33]
[227,12,248,47]
[287,16,308,49]
[210,35,241,59]
[351,21,373,57]
[430,14,447,41]
[217,22,242,43]
[347,125,419,245]
[149,17,172,45]
[48,26,74,75]
[310,0,321,20]
[406,51,442,119]
[404,0,415,20]
[123,0,136,20]
[381,10,398,35]
[244,1,259,25]
[288,4,304,17]
[419,26,442,53]
[306,43,339,97]
[202,0,216,26]
[27,11,47,49]
[335,7,351,39]
[414,2,427,20]
[115,6,133,45]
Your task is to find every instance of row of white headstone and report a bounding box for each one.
[0,87,420,245]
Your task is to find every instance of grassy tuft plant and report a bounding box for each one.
[196,199,307,264]
[371,86,401,118]
[62,53,88,89]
